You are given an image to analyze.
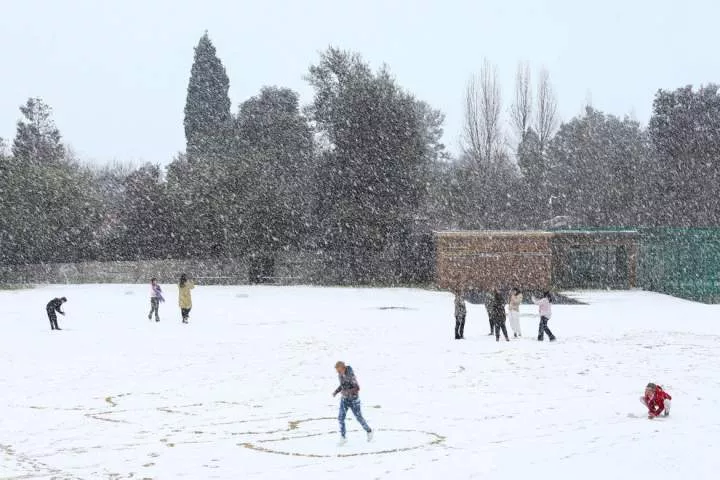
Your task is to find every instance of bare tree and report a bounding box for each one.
[462,59,504,168]
[510,62,532,144]
[535,68,559,153]
[463,75,483,162]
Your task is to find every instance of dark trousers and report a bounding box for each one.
[47,309,59,330]
[495,319,509,341]
[181,308,191,323]
[488,317,495,334]
[149,298,160,322]
[538,316,555,341]
[455,314,466,339]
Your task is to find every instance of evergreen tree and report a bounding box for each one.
[546,107,648,226]
[233,87,314,258]
[649,84,720,226]
[176,33,233,257]
[517,128,543,180]
[12,98,64,164]
[183,32,232,161]
[1,99,104,264]
[307,48,444,282]
[118,164,173,260]
[0,149,12,263]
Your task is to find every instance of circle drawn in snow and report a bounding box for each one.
[241,428,445,458]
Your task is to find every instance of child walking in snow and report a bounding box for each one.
[642,383,672,419]
[508,288,523,338]
[333,361,373,445]
[148,278,165,322]
[532,291,556,342]
[178,274,195,324]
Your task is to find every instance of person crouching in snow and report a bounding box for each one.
[148,278,165,322]
[333,361,373,445]
[532,291,556,341]
[642,383,672,419]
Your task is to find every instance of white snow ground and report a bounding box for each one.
[1,285,719,479]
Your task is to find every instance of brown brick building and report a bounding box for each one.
[435,230,638,292]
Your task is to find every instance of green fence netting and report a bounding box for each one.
[548,227,720,302]
[637,228,720,303]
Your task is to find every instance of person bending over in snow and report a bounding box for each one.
[642,383,672,419]
[46,297,67,331]
[333,361,373,445]
[148,278,165,322]
[454,290,467,340]
[532,291,556,342]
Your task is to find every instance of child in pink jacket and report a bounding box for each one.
[532,291,556,342]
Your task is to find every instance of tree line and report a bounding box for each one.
[2,33,719,283]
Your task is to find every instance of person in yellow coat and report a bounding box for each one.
[178,273,195,324]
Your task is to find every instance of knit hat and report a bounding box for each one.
[646,382,657,389]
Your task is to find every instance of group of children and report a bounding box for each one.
[43,281,672,438]
[144,274,196,324]
[453,288,555,342]
[452,288,674,421]
[45,274,196,330]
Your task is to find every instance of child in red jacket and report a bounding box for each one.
[641,383,672,419]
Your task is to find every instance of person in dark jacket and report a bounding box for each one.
[46,297,67,331]
[485,294,495,335]
[489,288,510,342]
[454,290,467,340]
[333,361,373,445]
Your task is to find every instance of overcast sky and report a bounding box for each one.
[1,0,718,165]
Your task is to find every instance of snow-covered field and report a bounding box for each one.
[1,285,719,479]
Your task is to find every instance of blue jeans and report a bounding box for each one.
[338,397,371,437]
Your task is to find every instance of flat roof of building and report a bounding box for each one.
[434,230,638,236]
